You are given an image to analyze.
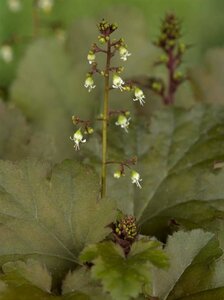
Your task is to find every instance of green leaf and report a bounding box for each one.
[0,100,30,160]
[1,259,51,292]
[0,259,107,300]
[62,267,111,300]
[190,48,224,104]
[10,37,96,162]
[80,239,168,300]
[0,100,66,163]
[0,259,55,300]
[103,104,224,237]
[153,229,224,300]
[0,159,116,286]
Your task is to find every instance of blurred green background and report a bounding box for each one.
[1,0,224,88]
[1,0,224,162]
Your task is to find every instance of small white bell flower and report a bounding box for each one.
[115,114,131,133]
[87,51,96,64]
[131,170,142,189]
[8,0,21,12]
[112,74,125,91]
[84,75,96,92]
[70,129,86,151]
[114,170,122,179]
[119,46,131,61]
[0,45,13,63]
[38,0,54,13]
[133,87,146,106]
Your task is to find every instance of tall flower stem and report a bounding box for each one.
[101,39,111,198]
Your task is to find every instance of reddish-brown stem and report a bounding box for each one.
[163,48,176,105]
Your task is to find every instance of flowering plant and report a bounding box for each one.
[71,20,146,197]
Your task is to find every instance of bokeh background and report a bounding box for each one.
[1,0,224,162]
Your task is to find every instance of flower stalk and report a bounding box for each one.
[71,20,145,198]
[101,39,111,198]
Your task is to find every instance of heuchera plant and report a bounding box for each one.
[69,19,169,299]
[2,8,224,300]
[70,19,145,197]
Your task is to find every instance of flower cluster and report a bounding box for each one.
[155,13,181,51]
[84,20,146,107]
[112,157,142,189]
[113,215,138,241]
[114,169,142,189]
[149,13,189,105]
[72,19,144,193]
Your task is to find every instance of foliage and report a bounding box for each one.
[0,159,116,289]
[80,239,168,300]
[153,230,224,300]
[1,1,224,300]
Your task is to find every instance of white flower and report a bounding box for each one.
[38,0,54,13]
[131,170,142,189]
[70,129,86,151]
[133,87,145,106]
[0,45,13,63]
[8,0,21,12]
[119,46,131,61]
[112,74,125,91]
[114,170,122,179]
[84,76,96,92]
[115,114,131,133]
[87,51,96,64]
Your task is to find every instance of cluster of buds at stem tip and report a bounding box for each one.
[84,19,146,107]
[111,214,138,255]
[149,13,190,105]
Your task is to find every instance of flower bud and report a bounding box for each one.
[114,170,122,179]
[84,127,94,134]
[87,51,96,64]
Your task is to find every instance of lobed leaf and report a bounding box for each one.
[153,229,224,300]
[80,239,168,300]
[0,159,116,286]
[102,104,224,237]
